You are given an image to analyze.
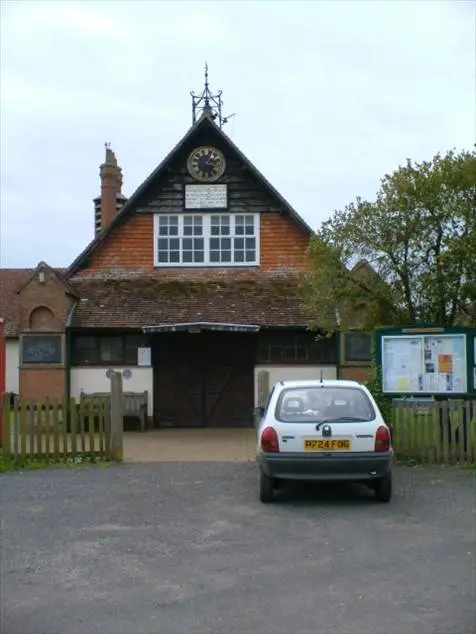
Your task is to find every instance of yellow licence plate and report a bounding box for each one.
[304,439,351,451]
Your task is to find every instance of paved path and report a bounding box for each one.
[123,428,257,462]
[2,463,475,634]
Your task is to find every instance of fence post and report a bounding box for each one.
[0,317,5,447]
[109,371,123,461]
[1,392,11,458]
[257,370,270,408]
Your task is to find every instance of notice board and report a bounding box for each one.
[382,334,467,394]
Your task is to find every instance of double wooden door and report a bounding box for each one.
[153,332,256,428]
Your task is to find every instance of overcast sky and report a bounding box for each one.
[0,0,474,268]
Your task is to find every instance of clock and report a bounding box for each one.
[187,146,226,182]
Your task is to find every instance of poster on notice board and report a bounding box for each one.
[382,334,466,394]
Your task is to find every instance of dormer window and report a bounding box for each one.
[154,213,260,267]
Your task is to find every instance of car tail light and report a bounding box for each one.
[375,426,391,452]
[261,427,279,453]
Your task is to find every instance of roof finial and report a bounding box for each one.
[203,62,211,111]
[204,62,209,92]
[190,65,235,129]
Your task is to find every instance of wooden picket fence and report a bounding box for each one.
[392,400,476,465]
[0,395,113,465]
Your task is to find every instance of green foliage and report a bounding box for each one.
[302,148,476,331]
[364,331,393,424]
[0,450,110,473]
[365,362,393,424]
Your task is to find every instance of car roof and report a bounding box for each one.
[276,379,364,389]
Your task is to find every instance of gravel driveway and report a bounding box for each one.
[1,463,475,634]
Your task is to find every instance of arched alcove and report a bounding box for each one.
[28,305,55,330]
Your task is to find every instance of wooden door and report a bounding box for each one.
[153,332,256,428]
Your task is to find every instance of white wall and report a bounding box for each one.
[254,365,337,406]
[6,339,20,393]
[70,367,154,416]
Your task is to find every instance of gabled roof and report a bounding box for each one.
[0,266,68,336]
[16,261,78,297]
[67,113,314,277]
[0,269,33,336]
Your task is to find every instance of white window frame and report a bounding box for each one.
[153,213,261,267]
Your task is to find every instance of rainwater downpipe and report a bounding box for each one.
[65,300,78,422]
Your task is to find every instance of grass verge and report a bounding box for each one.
[0,450,115,473]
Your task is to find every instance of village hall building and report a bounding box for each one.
[0,76,372,429]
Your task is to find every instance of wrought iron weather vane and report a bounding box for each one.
[190,63,235,129]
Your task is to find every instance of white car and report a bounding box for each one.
[256,379,393,503]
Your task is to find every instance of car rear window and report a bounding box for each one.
[275,386,375,423]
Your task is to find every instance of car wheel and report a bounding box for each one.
[374,472,392,503]
[274,478,284,490]
[259,471,275,503]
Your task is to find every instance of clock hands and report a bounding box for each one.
[187,146,226,181]
[197,153,218,175]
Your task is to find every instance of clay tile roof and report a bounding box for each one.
[0,269,34,336]
[68,271,310,329]
[0,267,68,336]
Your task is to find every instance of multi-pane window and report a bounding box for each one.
[183,216,205,263]
[99,336,123,363]
[71,334,146,366]
[343,332,372,363]
[154,214,259,266]
[233,215,257,263]
[257,332,337,365]
[21,335,63,365]
[210,215,231,263]
[156,215,180,264]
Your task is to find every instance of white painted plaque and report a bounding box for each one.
[138,347,151,367]
[185,184,227,209]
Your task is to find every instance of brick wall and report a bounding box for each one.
[85,215,154,272]
[260,213,311,271]
[340,366,372,383]
[18,269,73,332]
[77,212,311,275]
[17,266,73,399]
[19,368,65,400]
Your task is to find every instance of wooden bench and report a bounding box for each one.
[80,391,149,432]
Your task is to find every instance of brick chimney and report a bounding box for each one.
[94,144,127,235]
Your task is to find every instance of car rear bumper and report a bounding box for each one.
[258,451,393,481]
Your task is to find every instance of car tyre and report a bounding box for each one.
[259,471,275,503]
[374,471,392,503]
[274,478,284,490]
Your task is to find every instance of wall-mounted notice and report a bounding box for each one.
[382,334,467,394]
[185,184,227,209]
[138,347,151,367]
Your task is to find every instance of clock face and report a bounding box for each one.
[187,146,226,182]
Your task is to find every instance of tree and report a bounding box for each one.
[302,148,476,332]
